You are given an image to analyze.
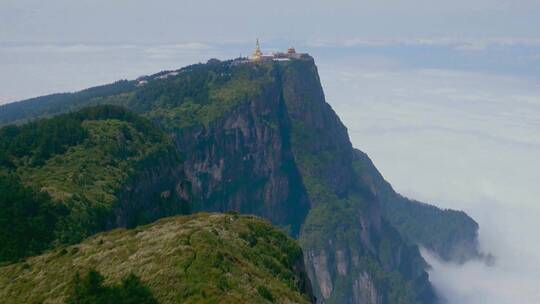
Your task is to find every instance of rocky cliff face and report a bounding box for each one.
[172,76,310,236]
[162,57,437,303]
[112,147,191,229]
[278,59,435,303]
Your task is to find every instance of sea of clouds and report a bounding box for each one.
[318,50,540,303]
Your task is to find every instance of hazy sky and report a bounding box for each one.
[1,1,540,303]
[2,0,540,44]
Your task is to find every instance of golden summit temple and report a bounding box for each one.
[250,39,304,62]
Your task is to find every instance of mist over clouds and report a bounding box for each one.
[319,57,540,304]
[1,1,539,303]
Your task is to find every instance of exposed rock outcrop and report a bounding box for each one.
[353,272,382,304]
[166,57,438,303]
[113,147,191,228]
[172,74,310,236]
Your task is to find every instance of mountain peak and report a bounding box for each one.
[0,54,480,304]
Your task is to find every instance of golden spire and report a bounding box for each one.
[287,46,296,54]
[252,38,263,61]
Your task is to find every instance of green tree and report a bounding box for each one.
[67,270,110,304]
[67,269,157,304]
[0,172,65,263]
[116,274,157,304]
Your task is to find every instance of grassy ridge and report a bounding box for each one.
[0,213,312,304]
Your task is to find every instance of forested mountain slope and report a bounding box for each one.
[0,106,190,263]
[0,55,481,303]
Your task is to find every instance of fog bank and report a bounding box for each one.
[320,57,540,304]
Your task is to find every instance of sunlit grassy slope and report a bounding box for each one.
[0,213,312,304]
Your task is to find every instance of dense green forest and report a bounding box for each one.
[0,173,66,263]
[0,105,164,168]
[0,105,187,263]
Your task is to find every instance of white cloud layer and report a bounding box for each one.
[319,59,540,304]
[308,37,540,50]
